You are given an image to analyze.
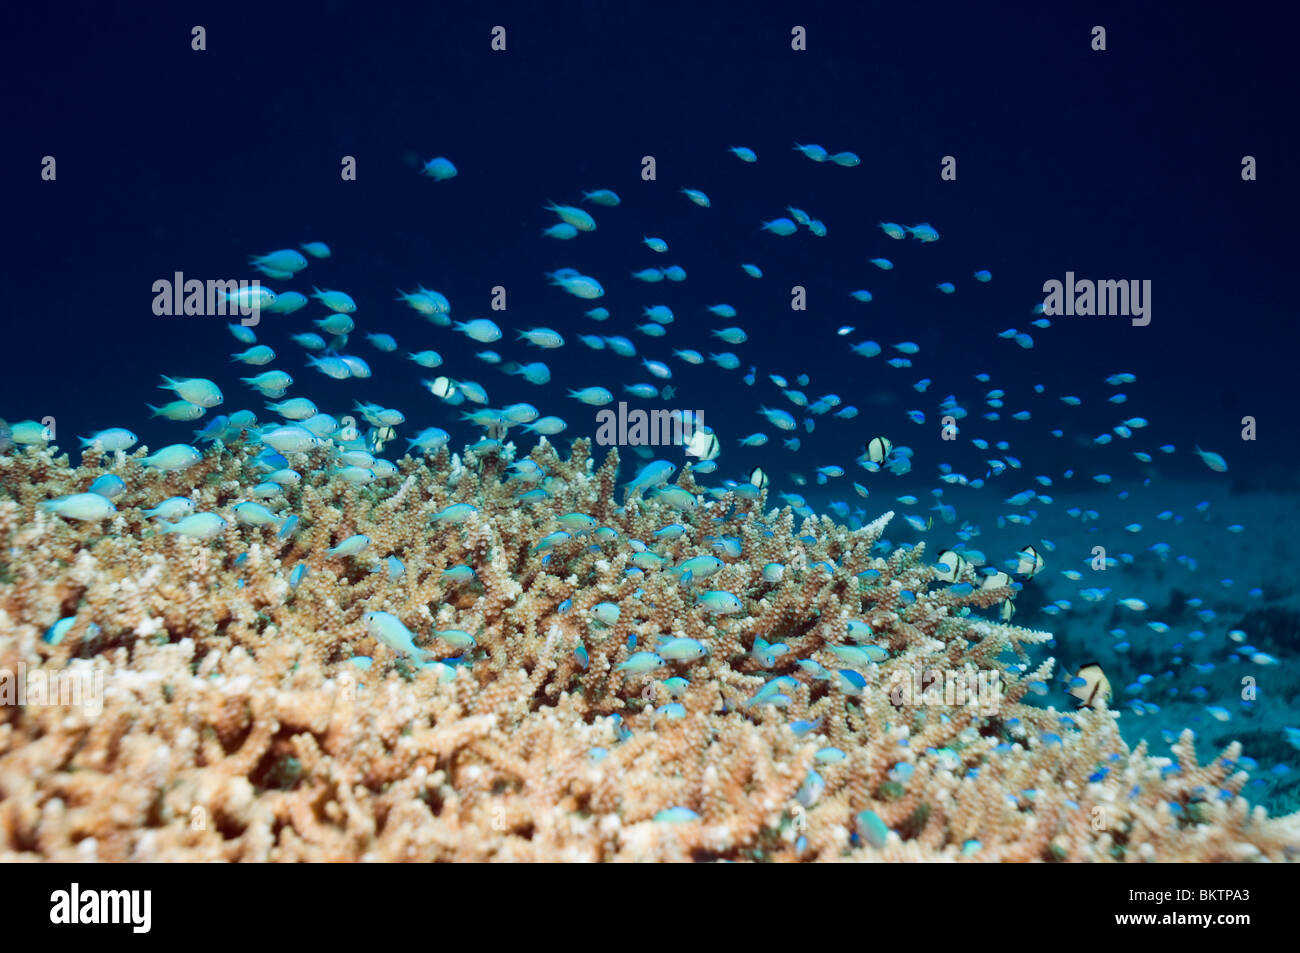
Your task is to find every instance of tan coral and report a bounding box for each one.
[0,439,1296,861]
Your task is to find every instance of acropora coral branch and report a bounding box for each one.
[0,438,1296,861]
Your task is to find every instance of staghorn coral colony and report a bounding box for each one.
[1,436,1296,862]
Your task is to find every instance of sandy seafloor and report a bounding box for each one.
[812,476,1300,814]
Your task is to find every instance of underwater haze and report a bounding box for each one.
[2,1,1299,862]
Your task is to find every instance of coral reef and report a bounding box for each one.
[0,438,1296,861]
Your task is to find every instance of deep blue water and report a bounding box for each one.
[4,1,1299,805]
[4,1,1296,470]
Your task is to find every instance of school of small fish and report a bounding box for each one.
[7,141,1293,795]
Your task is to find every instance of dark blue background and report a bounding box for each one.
[3,0,1296,488]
